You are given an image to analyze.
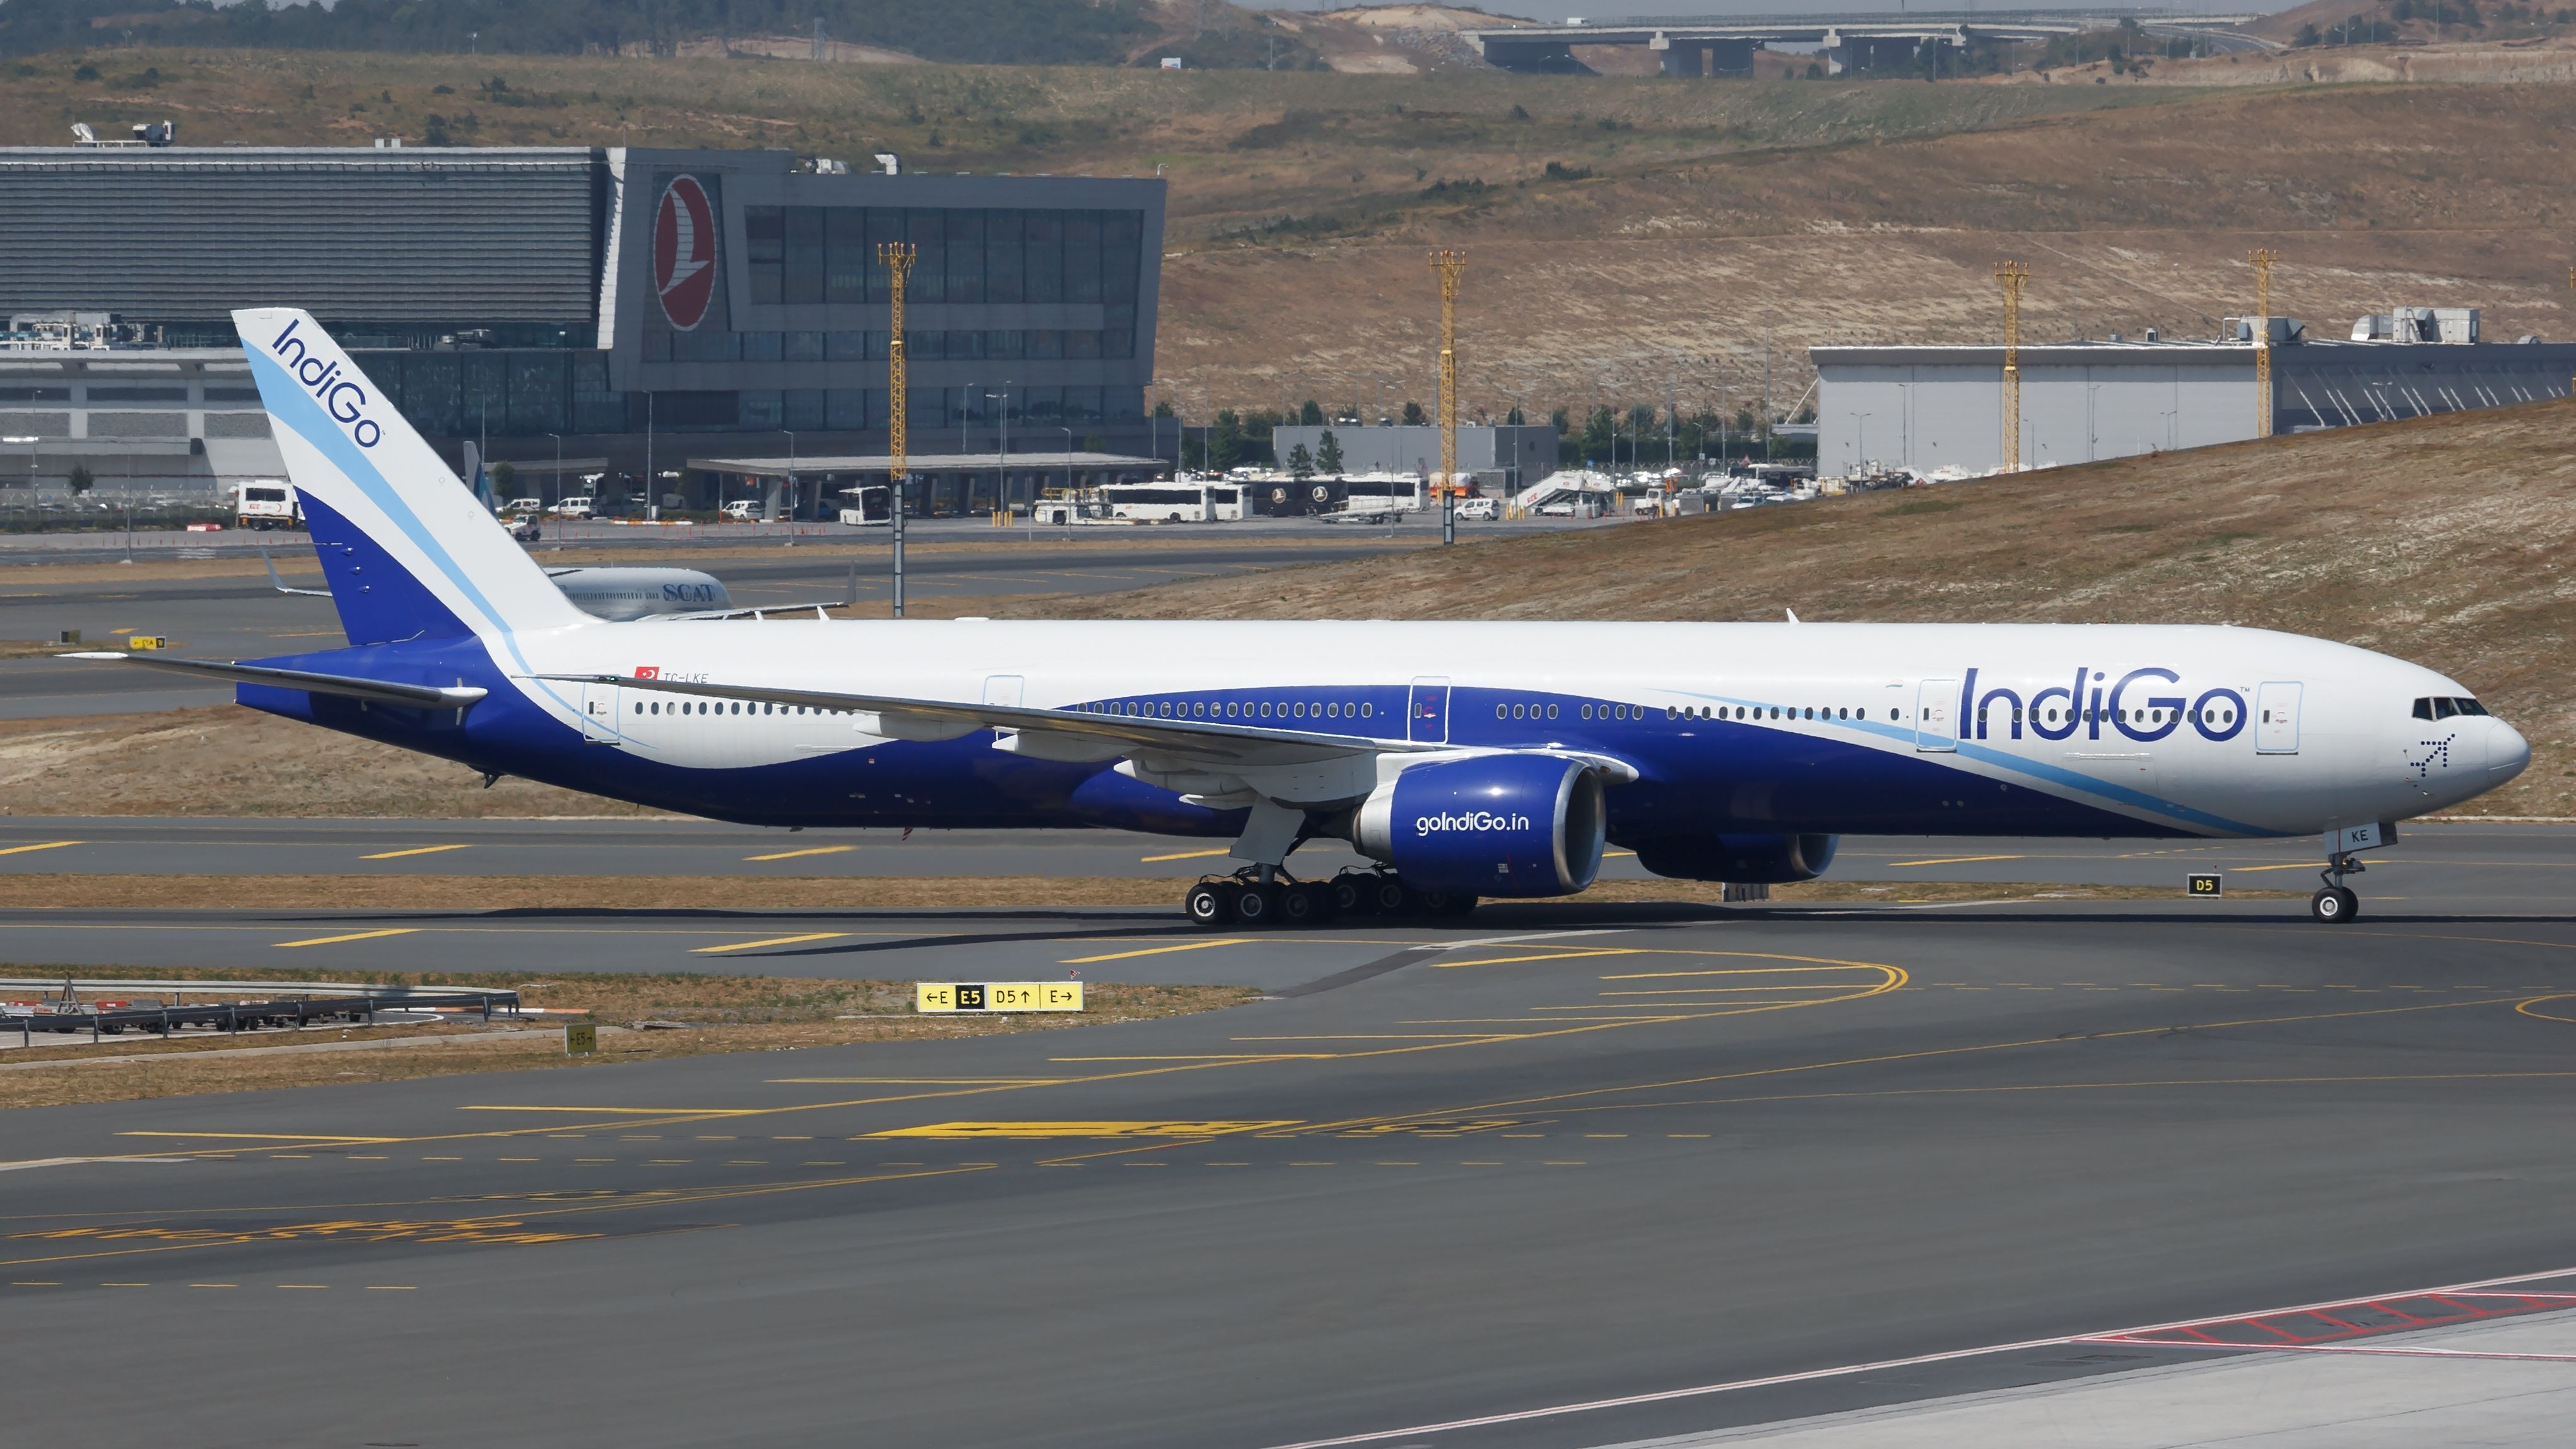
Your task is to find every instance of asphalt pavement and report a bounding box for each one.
[7,904,2576,1448]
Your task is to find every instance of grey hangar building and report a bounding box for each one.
[1812,325,2576,478]
[0,144,1167,515]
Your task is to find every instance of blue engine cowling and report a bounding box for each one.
[1354,755,1606,897]
[1632,832,1838,885]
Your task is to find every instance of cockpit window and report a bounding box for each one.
[2455,697,2489,716]
[2432,697,2458,719]
[2415,695,2491,719]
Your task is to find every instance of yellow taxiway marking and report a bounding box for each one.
[1888,854,2025,866]
[691,932,848,955]
[0,840,81,856]
[743,846,856,861]
[1437,948,1642,969]
[1139,848,1232,863]
[454,1105,768,1115]
[273,928,417,949]
[2235,861,2322,872]
[1061,938,1250,964]
[874,1121,1302,1139]
[357,845,472,860]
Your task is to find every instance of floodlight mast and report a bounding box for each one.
[1429,249,1467,545]
[878,240,917,618]
[1994,260,2028,474]
[2250,248,2279,438]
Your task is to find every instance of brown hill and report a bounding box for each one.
[8,50,2575,423]
[999,400,2576,818]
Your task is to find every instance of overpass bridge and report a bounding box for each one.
[1462,10,2271,75]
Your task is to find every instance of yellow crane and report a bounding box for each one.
[1428,249,1467,511]
[1994,261,2028,473]
[2250,247,2279,438]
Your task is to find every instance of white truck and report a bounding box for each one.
[233,480,300,530]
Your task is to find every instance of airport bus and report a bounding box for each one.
[1329,472,1426,519]
[1100,483,1244,523]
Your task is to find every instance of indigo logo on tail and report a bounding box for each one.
[268,318,383,449]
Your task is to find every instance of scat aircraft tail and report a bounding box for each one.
[233,307,591,647]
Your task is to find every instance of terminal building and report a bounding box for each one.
[1812,312,2576,478]
[0,144,1167,514]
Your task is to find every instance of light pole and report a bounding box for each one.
[4,436,33,499]
[984,384,1011,522]
[1059,426,1074,509]
[778,429,796,522]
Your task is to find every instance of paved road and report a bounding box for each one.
[0,534,1410,720]
[6,906,2576,1448]
[3,818,2567,916]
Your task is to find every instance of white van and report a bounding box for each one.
[548,496,595,519]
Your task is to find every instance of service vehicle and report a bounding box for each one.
[232,480,300,530]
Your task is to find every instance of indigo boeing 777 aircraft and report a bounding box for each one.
[82,310,2529,925]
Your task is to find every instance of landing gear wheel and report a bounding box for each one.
[1330,875,1369,916]
[1277,885,1319,927]
[2311,886,2359,923]
[1234,883,1279,927]
[1184,881,1234,927]
[1370,877,1409,914]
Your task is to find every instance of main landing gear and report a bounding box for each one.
[1182,868,1476,928]
[2311,852,2365,924]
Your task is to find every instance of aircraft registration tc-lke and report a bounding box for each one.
[83,310,2531,926]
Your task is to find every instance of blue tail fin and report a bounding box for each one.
[235,308,590,648]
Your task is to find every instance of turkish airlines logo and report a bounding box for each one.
[652,175,716,331]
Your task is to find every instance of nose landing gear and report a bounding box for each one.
[2311,851,2365,923]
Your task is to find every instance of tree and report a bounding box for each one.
[490,460,517,499]
[1286,443,1315,477]
[66,463,93,495]
[1315,430,1344,475]
[1210,410,1244,470]
[1298,399,1324,425]
[1401,400,1426,426]
[1505,405,1525,425]
[1152,399,1175,418]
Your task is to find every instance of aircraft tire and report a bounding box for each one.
[1184,882,1233,927]
[1235,884,1278,927]
[2311,886,2358,923]
[1276,884,1319,927]
[1370,877,1409,914]
[1329,875,1370,916]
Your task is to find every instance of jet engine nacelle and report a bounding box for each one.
[1632,832,1838,885]
[1355,754,1606,897]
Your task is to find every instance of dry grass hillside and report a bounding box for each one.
[1004,399,2576,817]
[7,49,2576,414]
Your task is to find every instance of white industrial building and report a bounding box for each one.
[1813,310,2576,478]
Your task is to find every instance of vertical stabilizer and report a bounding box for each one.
[233,308,589,646]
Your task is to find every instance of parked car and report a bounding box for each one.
[500,497,544,516]
[1454,497,1497,521]
[719,500,760,522]
[548,496,595,518]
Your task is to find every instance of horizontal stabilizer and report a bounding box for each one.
[68,653,488,710]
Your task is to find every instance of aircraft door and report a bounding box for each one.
[1915,678,1960,752]
[579,678,621,745]
[2256,682,2302,754]
[1408,677,1451,744]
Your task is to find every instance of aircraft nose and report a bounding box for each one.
[2489,717,2532,781]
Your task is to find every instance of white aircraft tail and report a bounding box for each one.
[233,307,591,647]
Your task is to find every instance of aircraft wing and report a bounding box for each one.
[533,670,1442,767]
[68,654,489,710]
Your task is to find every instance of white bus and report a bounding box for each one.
[233,480,300,530]
[1100,483,1244,523]
[1330,471,1425,518]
